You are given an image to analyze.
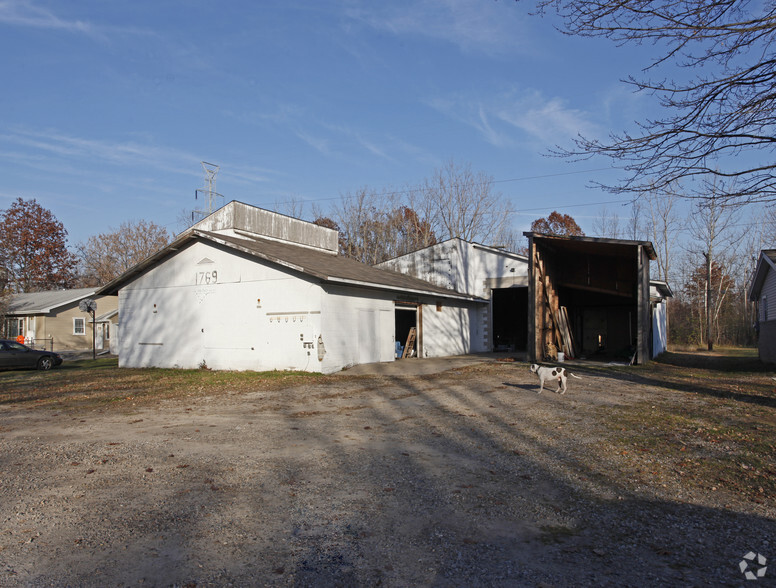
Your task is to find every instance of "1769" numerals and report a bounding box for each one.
[195,270,218,285]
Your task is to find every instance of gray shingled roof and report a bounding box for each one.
[99,229,482,302]
[7,288,97,314]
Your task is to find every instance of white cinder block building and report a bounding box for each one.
[377,239,530,352]
[99,202,485,373]
[382,234,673,362]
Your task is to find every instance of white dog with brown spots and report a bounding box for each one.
[530,364,581,394]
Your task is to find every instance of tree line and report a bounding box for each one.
[591,190,769,350]
[0,198,170,297]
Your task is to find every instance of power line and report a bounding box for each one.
[252,166,620,210]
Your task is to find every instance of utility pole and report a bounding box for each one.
[193,161,224,222]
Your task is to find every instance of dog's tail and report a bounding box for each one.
[569,373,582,379]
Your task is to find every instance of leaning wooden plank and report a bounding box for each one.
[560,306,576,358]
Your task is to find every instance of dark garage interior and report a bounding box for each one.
[492,287,528,351]
[526,232,655,365]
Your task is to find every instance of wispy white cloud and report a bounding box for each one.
[294,130,332,156]
[0,0,154,39]
[0,127,281,191]
[0,0,92,33]
[495,90,601,146]
[343,0,531,56]
[427,88,602,148]
[321,122,395,161]
[427,95,514,147]
[0,128,200,176]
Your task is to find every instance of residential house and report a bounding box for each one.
[748,249,776,364]
[650,280,673,357]
[3,288,118,353]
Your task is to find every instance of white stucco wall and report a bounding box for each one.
[117,241,329,372]
[378,239,528,298]
[116,241,406,374]
[378,239,527,351]
[320,285,396,372]
[421,300,486,357]
[651,300,667,357]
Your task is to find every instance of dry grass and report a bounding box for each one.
[0,356,327,410]
[596,349,776,505]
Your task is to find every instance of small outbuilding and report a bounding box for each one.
[525,232,661,365]
[748,249,776,364]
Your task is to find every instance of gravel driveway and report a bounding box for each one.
[0,361,773,586]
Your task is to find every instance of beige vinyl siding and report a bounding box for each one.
[29,295,118,351]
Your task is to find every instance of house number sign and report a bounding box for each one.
[195,270,218,285]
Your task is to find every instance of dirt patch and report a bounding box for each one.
[0,356,774,586]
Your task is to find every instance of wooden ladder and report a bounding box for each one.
[402,327,417,358]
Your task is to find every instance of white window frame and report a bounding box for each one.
[73,317,85,336]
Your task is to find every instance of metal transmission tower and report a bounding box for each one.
[193,161,224,221]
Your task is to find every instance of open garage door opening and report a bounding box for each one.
[492,287,528,352]
[527,233,656,365]
[395,303,418,358]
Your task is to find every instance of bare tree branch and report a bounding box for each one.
[531,0,776,204]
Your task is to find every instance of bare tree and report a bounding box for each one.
[592,207,623,238]
[77,220,170,286]
[273,196,308,220]
[686,190,741,349]
[332,187,387,265]
[329,188,438,264]
[532,0,776,205]
[627,199,646,241]
[422,160,513,244]
[644,191,682,284]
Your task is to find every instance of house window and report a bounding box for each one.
[105,323,110,340]
[764,296,769,322]
[6,318,24,338]
[73,317,85,335]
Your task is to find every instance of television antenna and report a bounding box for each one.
[193,161,224,221]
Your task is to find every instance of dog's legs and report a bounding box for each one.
[538,377,544,394]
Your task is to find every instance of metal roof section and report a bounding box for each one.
[523,232,658,260]
[183,200,339,254]
[7,287,98,314]
[650,280,674,300]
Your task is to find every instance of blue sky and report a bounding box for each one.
[1,0,665,246]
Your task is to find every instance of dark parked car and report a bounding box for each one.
[0,340,63,371]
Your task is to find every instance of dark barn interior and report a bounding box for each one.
[526,233,655,365]
[492,287,528,351]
